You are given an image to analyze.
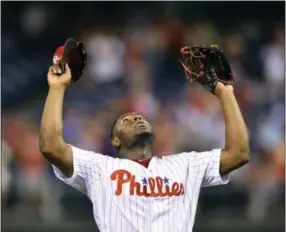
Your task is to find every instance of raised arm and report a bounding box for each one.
[39,64,73,177]
[215,82,250,175]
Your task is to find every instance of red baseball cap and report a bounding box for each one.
[52,38,87,82]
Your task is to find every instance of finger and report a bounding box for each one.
[64,63,72,77]
[65,63,70,72]
[50,65,62,75]
[49,66,56,75]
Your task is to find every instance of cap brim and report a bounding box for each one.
[61,38,78,72]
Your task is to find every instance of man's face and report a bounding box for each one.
[113,113,153,148]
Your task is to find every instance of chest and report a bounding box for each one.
[102,158,188,200]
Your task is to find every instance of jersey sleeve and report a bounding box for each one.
[52,145,104,195]
[186,149,230,187]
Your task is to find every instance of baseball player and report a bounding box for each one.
[39,44,249,232]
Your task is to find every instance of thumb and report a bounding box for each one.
[65,63,70,72]
[65,63,72,77]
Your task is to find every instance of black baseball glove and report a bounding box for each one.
[179,45,234,93]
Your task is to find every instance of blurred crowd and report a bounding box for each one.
[1,1,285,230]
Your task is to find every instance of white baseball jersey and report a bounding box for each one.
[53,145,229,232]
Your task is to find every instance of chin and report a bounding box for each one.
[132,131,153,147]
[136,130,152,137]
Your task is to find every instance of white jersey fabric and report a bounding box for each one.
[53,145,229,232]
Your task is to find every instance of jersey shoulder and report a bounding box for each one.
[161,151,196,161]
[69,145,118,174]
[160,150,208,167]
[159,152,190,169]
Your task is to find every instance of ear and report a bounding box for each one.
[111,137,121,148]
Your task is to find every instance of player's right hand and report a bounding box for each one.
[47,64,72,88]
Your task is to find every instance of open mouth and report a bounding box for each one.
[136,122,147,128]
[135,123,150,134]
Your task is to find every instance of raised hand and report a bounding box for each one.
[47,64,72,88]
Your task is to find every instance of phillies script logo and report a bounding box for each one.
[110,169,184,197]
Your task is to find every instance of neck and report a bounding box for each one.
[119,145,152,160]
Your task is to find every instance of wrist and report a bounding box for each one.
[215,86,235,99]
[49,85,67,91]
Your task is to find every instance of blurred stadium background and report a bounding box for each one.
[1,2,285,232]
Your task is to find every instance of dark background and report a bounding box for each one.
[1,1,285,232]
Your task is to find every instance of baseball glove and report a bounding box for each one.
[179,45,234,93]
[53,38,87,82]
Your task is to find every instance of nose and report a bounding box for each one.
[134,116,142,122]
